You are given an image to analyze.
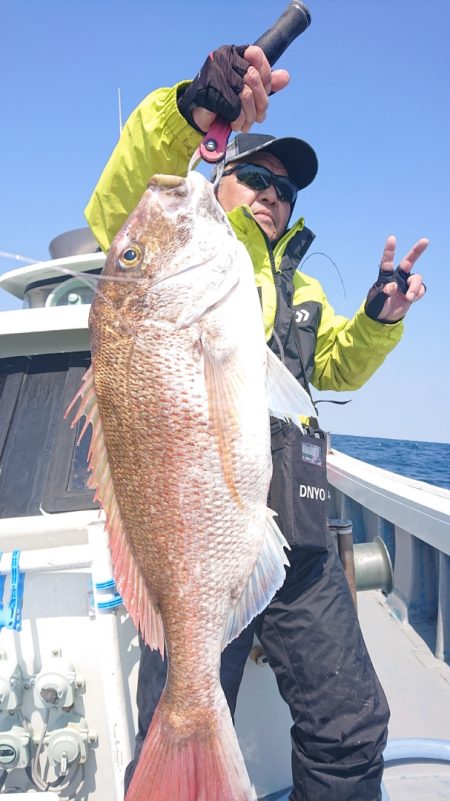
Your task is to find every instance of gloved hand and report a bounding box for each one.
[178,45,290,134]
[365,235,428,323]
[178,45,250,132]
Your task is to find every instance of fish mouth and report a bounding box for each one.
[148,174,189,196]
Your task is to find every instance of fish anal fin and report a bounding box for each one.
[65,366,165,654]
[222,509,289,649]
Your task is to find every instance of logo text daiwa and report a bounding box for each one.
[299,484,326,501]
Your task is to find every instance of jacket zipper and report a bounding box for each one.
[266,238,282,336]
[240,209,312,342]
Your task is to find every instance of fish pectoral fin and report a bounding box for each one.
[222,509,290,649]
[203,342,244,505]
[65,365,165,656]
[175,256,240,329]
[266,345,316,425]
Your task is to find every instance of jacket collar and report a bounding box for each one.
[226,205,315,269]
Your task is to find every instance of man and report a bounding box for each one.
[85,45,427,801]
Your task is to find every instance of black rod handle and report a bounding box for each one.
[200,1,311,163]
[254,1,311,67]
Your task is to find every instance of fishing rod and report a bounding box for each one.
[200,0,312,163]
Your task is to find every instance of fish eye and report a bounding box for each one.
[118,245,143,270]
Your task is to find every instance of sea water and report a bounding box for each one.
[331,434,450,491]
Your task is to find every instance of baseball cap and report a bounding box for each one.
[210,132,318,191]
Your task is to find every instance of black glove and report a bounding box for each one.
[364,265,411,323]
[178,45,249,133]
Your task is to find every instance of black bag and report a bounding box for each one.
[268,419,328,551]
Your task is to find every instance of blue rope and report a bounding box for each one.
[0,550,26,631]
[94,577,123,610]
[97,592,123,610]
[95,579,116,591]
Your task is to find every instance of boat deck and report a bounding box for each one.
[236,589,450,801]
[361,591,450,801]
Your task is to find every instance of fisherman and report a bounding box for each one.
[85,46,427,801]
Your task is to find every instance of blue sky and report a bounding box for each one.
[1,0,449,443]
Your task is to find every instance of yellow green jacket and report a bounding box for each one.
[85,82,403,392]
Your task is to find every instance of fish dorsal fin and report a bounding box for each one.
[222,509,289,649]
[266,346,316,424]
[66,366,165,654]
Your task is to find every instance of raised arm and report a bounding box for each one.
[85,46,289,252]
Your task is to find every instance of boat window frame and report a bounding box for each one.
[42,352,100,514]
[0,357,28,456]
[0,352,99,517]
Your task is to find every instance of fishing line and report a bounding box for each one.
[53,254,228,339]
[299,251,347,300]
[51,267,139,340]
[46,251,242,366]
[50,266,190,357]
[0,250,40,264]
[271,329,286,364]
[57,257,221,289]
[188,146,202,173]
[56,266,141,286]
[42,266,151,365]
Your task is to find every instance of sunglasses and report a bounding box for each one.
[222,163,298,205]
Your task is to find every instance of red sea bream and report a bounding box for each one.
[68,171,314,801]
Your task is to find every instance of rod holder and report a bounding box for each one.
[328,520,394,597]
[353,537,394,595]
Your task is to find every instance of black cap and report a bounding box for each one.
[210,132,318,191]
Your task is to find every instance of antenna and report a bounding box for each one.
[118,88,123,136]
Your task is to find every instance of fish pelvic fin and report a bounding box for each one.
[222,509,290,649]
[266,345,316,425]
[125,694,255,801]
[65,365,165,655]
[203,343,243,506]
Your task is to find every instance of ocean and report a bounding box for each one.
[330,434,450,492]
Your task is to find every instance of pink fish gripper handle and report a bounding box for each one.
[199,118,232,163]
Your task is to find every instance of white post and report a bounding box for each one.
[88,521,133,801]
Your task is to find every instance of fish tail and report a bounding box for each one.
[125,697,255,801]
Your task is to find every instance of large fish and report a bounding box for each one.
[68,171,315,801]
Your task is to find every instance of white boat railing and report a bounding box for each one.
[326,447,450,664]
